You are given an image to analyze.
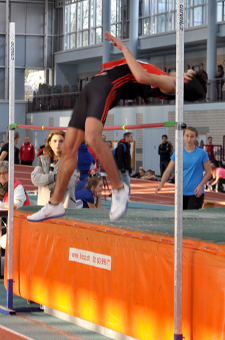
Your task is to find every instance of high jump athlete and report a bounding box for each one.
[27,32,207,222]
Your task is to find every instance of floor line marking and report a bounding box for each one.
[17,314,83,340]
[0,325,34,340]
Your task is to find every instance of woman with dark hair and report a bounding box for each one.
[31,130,78,208]
[75,177,103,209]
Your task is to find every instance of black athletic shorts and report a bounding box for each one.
[183,194,204,210]
[68,64,168,131]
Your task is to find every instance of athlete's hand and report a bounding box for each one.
[155,185,162,195]
[184,69,196,83]
[104,31,124,51]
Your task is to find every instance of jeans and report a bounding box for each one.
[118,170,130,190]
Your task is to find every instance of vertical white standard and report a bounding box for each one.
[7,22,15,309]
[174,1,184,340]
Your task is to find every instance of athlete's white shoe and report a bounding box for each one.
[27,202,65,222]
[109,183,129,222]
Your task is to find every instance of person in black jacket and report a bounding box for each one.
[158,135,172,177]
[117,132,133,190]
[214,64,224,100]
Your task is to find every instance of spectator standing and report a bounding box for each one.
[214,64,224,100]
[20,137,35,165]
[87,145,98,176]
[31,130,77,208]
[199,140,204,149]
[204,136,216,161]
[76,139,96,191]
[199,63,208,81]
[116,132,133,189]
[0,131,20,164]
[158,134,172,177]
[156,126,211,210]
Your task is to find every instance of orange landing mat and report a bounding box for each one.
[5,210,225,340]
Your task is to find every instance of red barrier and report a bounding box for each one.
[5,211,225,340]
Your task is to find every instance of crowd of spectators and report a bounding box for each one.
[1,127,225,216]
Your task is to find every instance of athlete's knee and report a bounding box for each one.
[85,133,101,149]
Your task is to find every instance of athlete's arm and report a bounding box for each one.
[104,31,175,94]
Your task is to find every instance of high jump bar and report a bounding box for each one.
[10,121,175,131]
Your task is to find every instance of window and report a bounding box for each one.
[65,0,102,50]
[64,0,224,48]
[218,0,225,22]
[25,70,45,100]
[139,0,208,36]
[111,0,129,39]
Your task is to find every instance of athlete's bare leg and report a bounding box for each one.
[85,117,123,190]
[51,126,85,205]
[27,118,128,222]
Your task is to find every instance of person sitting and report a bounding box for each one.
[0,160,30,250]
[131,166,146,178]
[144,169,158,181]
[139,168,147,178]
[209,163,225,192]
[0,160,30,209]
[31,130,77,208]
[75,177,103,209]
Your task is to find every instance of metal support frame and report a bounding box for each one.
[174,1,184,339]
[0,22,42,316]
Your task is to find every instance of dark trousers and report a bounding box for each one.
[183,194,204,210]
[160,160,170,177]
[218,179,225,193]
[21,160,33,166]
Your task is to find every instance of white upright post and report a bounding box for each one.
[174,1,184,340]
[7,22,15,309]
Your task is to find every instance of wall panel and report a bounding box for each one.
[26,36,44,68]
[0,69,5,99]
[26,3,44,35]
[10,2,26,33]
[15,36,25,67]
[0,2,6,32]
[15,68,25,100]
[0,36,5,67]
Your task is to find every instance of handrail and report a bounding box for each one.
[27,77,225,113]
